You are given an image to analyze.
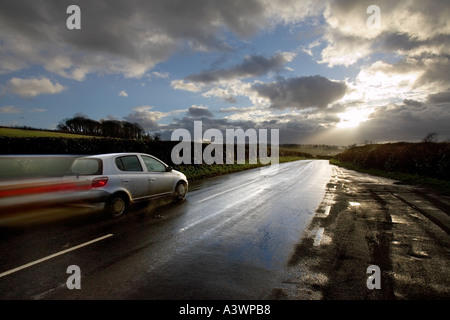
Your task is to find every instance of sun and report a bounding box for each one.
[336,107,373,129]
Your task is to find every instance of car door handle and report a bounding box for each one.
[122,179,130,183]
[149,178,156,182]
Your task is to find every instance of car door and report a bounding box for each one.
[140,155,174,196]
[114,155,148,200]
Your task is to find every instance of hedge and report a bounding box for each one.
[334,142,450,181]
[0,137,178,164]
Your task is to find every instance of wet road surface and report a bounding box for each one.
[1,160,449,300]
[272,165,450,299]
[0,160,332,299]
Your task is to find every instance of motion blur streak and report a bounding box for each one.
[0,155,100,225]
[0,179,91,198]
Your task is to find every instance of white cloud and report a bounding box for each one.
[7,77,66,97]
[318,32,372,67]
[124,105,186,132]
[119,90,128,97]
[43,56,88,82]
[0,105,22,114]
[354,61,423,102]
[223,106,272,122]
[30,108,46,113]
[171,79,203,92]
[202,81,253,103]
[318,0,450,68]
[202,80,265,105]
[147,71,170,79]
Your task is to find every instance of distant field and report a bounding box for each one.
[0,127,95,138]
[279,144,347,157]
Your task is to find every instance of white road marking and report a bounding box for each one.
[0,233,113,278]
[313,227,325,246]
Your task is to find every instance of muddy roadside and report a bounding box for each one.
[270,165,450,300]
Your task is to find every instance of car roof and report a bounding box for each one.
[73,152,170,170]
[78,152,153,159]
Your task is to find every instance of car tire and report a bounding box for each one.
[107,193,129,218]
[173,181,187,202]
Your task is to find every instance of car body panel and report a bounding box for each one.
[68,152,188,210]
[0,152,188,220]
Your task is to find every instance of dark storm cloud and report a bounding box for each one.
[187,106,214,118]
[358,101,450,143]
[414,55,450,90]
[252,75,347,110]
[185,52,295,83]
[157,116,259,141]
[374,32,450,55]
[156,106,344,144]
[277,120,325,144]
[375,32,425,52]
[403,99,424,108]
[0,0,275,78]
[159,116,321,145]
[123,108,160,132]
[427,91,450,104]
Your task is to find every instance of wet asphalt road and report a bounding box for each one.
[0,160,332,300]
[1,160,449,300]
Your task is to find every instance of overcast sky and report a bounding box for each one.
[1,0,449,145]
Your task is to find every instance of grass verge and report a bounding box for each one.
[330,158,450,195]
[0,127,95,138]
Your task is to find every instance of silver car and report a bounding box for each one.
[68,152,188,217]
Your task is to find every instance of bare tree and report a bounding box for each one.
[58,115,145,139]
[422,132,438,143]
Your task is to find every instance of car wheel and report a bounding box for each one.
[174,182,187,201]
[107,193,129,218]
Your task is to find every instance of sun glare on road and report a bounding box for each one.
[337,107,373,129]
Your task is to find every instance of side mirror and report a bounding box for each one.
[166,166,173,172]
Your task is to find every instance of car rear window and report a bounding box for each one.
[70,158,103,175]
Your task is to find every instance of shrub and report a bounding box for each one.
[334,142,450,181]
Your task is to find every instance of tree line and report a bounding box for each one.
[56,115,160,140]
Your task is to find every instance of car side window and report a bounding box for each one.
[142,156,166,172]
[115,155,143,172]
[70,158,103,175]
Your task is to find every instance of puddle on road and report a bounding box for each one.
[390,214,409,225]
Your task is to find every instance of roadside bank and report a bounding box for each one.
[270,165,450,300]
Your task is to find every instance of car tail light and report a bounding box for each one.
[92,177,108,188]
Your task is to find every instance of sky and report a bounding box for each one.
[0,0,449,145]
